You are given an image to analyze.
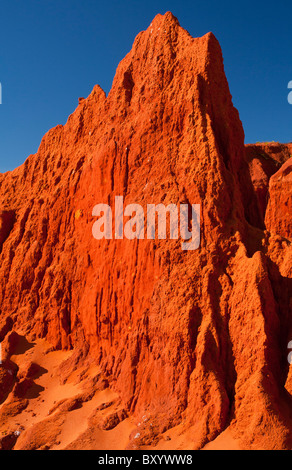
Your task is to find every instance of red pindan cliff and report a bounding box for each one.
[0,12,292,450]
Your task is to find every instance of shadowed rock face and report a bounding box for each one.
[0,12,291,449]
[245,143,292,230]
[265,156,292,240]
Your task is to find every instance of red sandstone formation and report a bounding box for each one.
[265,156,292,240]
[245,143,292,228]
[0,12,291,450]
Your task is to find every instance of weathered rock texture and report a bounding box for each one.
[0,12,291,449]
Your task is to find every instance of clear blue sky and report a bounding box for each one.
[0,0,291,172]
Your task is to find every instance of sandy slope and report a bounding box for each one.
[0,336,242,450]
[0,337,136,449]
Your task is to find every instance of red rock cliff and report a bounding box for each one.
[0,12,292,449]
